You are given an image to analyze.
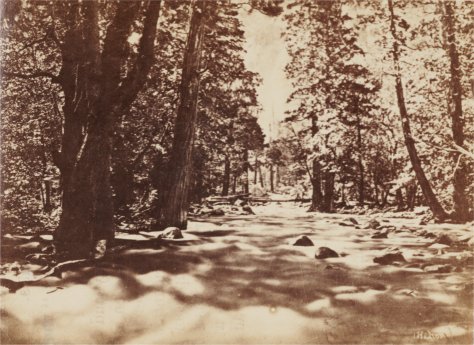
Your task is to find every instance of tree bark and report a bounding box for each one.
[55,1,161,256]
[309,159,323,211]
[244,149,249,194]
[232,175,237,195]
[222,155,230,196]
[254,154,258,185]
[356,116,365,206]
[258,165,265,187]
[388,0,448,220]
[159,0,207,229]
[443,1,471,222]
[270,164,274,192]
[322,172,335,212]
[396,189,405,211]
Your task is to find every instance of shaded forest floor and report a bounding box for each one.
[1,203,473,344]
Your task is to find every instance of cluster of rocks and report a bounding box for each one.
[190,199,255,217]
[291,235,339,259]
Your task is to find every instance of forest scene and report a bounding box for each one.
[0,0,473,343]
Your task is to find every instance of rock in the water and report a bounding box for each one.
[242,205,255,215]
[209,208,225,216]
[158,227,183,239]
[315,247,339,259]
[373,253,406,265]
[436,234,454,246]
[371,232,388,239]
[292,235,314,247]
[347,217,358,225]
[364,219,381,229]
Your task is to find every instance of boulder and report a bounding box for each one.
[435,234,454,246]
[371,232,388,239]
[242,205,255,215]
[158,227,183,240]
[364,219,381,229]
[373,252,406,265]
[291,235,314,247]
[209,208,225,216]
[315,247,339,259]
[347,217,358,225]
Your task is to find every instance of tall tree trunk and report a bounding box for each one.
[443,1,471,222]
[232,175,237,195]
[222,155,230,196]
[244,149,249,194]
[259,165,265,188]
[322,172,335,212]
[270,164,274,192]
[356,116,365,206]
[406,183,418,211]
[388,0,448,220]
[254,154,258,185]
[159,0,207,229]
[374,180,379,206]
[396,189,405,211]
[275,165,280,187]
[309,159,323,211]
[55,1,161,256]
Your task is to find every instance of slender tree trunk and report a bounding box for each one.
[443,1,471,222]
[356,116,365,206]
[341,182,345,205]
[396,189,405,211]
[254,154,258,185]
[275,165,280,187]
[159,0,207,229]
[270,164,274,192]
[259,165,265,187]
[388,0,448,220]
[374,180,379,206]
[244,149,249,194]
[222,155,230,196]
[407,183,418,211]
[232,175,237,195]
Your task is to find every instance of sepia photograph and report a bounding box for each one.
[0,0,473,343]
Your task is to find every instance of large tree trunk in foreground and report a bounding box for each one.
[54,1,161,256]
[443,1,471,222]
[159,0,207,229]
[388,0,448,221]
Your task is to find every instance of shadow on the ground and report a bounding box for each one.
[1,212,473,344]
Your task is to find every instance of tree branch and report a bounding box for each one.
[118,0,162,109]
